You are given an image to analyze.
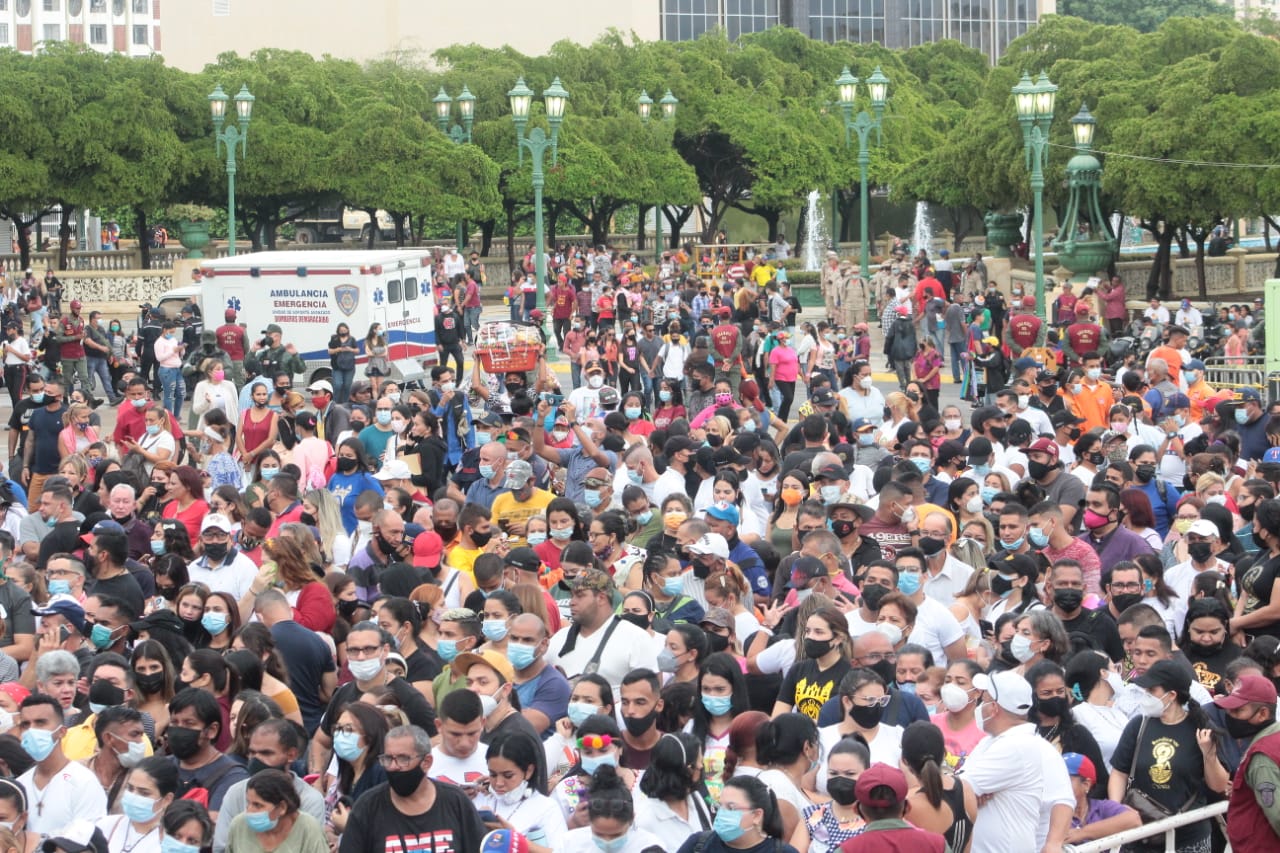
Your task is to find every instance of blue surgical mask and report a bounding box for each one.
[507,641,537,670]
[897,571,921,596]
[482,619,509,642]
[898,681,918,695]
[659,390,672,403]
[376,410,392,426]
[30,392,44,404]
[437,639,459,663]
[584,489,602,508]
[48,579,71,595]
[1236,409,1250,425]
[1028,526,1050,548]
[333,730,365,762]
[636,510,653,526]
[662,574,684,597]
[90,623,115,650]
[980,485,999,505]
[161,837,200,853]
[911,457,932,474]
[627,469,644,485]
[479,464,496,480]
[550,526,574,541]
[702,694,733,717]
[624,407,641,420]
[713,809,747,843]
[999,536,1024,552]
[593,834,629,853]
[245,810,278,833]
[150,540,166,556]
[580,752,617,775]
[201,612,228,635]
[145,424,160,436]
[820,484,842,504]
[526,532,548,547]
[21,728,57,762]
[858,433,875,447]
[120,790,160,823]
[971,463,991,478]
[567,702,599,727]
[475,432,491,446]
[260,467,279,481]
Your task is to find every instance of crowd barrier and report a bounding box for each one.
[1064,801,1229,853]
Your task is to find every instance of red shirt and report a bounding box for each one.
[162,498,210,544]
[58,315,86,360]
[551,284,576,319]
[1065,322,1104,360]
[215,323,247,360]
[113,400,186,447]
[1007,313,1043,350]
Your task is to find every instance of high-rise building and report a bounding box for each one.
[662,0,1057,62]
[0,0,159,55]
[1231,0,1280,18]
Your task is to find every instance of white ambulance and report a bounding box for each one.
[155,249,438,383]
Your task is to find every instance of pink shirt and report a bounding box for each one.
[154,335,182,368]
[930,712,985,770]
[769,345,799,382]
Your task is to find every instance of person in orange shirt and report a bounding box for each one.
[1066,350,1115,432]
[1147,325,1189,388]
[1183,357,1217,422]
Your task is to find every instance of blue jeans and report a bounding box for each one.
[640,372,655,409]
[949,342,964,383]
[158,366,184,420]
[331,367,354,405]
[464,307,482,344]
[87,356,113,398]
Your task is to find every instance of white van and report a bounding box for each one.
[156,249,438,382]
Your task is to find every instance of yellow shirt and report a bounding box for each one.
[446,545,483,582]
[64,714,156,762]
[750,263,775,288]
[490,488,554,547]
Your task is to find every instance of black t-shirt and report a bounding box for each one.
[1184,642,1241,695]
[1060,607,1125,663]
[1243,553,1280,637]
[36,520,84,571]
[677,833,801,853]
[320,675,436,738]
[1111,714,1216,815]
[271,619,337,733]
[0,581,33,649]
[778,658,852,722]
[87,571,145,619]
[7,398,42,460]
[338,780,486,853]
[403,640,441,685]
[435,310,462,346]
[27,404,66,474]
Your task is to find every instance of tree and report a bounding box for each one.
[1057,0,1234,33]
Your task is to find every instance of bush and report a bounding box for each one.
[786,271,821,285]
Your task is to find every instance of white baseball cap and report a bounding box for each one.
[973,671,1033,715]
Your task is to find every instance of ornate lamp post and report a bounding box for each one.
[1013,71,1057,319]
[510,76,569,307]
[435,86,477,250]
[835,66,889,284]
[209,84,254,256]
[639,89,678,263]
[1052,103,1118,282]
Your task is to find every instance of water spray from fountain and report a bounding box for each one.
[912,200,933,256]
[803,189,828,271]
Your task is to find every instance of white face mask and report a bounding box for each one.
[859,376,874,390]
[356,520,373,538]
[1017,395,1030,409]
[1138,691,1168,718]
[944,418,962,432]
[965,495,983,515]
[588,375,604,389]
[496,780,528,807]
[551,430,570,443]
[940,683,972,713]
[875,622,903,647]
[390,419,407,434]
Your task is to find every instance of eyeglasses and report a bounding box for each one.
[332,724,362,737]
[1110,581,1142,593]
[861,652,896,663]
[346,645,383,659]
[853,695,891,708]
[377,753,424,771]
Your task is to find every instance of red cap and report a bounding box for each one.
[1027,437,1060,460]
[1075,301,1091,314]
[69,299,82,311]
[530,309,544,321]
[1063,752,1096,783]
[225,308,237,321]
[412,530,444,569]
[854,763,909,808]
[1022,295,1037,308]
[1214,674,1278,710]
[0,683,29,705]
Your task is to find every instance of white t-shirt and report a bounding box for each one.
[1072,701,1130,770]
[1016,406,1054,438]
[632,793,713,849]
[1165,557,1232,631]
[922,555,975,607]
[428,745,488,788]
[1158,423,1203,486]
[186,552,260,601]
[960,723,1047,853]
[20,758,107,835]
[652,469,687,511]
[136,430,176,477]
[910,595,967,666]
[97,814,163,853]
[546,617,659,692]
[473,789,567,851]
[2,337,30,366]
[754,638,796,677]
[1031,731,1076,849]
[757,768,810,821]
[566,387,604,423]
[818,723,902,794]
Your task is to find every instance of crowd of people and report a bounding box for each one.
[0,241,1274,853]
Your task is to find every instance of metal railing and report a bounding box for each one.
[1064,801,1229,853]
[1202,355,1266,393]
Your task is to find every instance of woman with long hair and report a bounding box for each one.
[1026,660,1107,797]
[793,735,870,852]
[230,623,302,727]
[640,550,705,629]
[225,768,327,853]
[721,711,769,782]
[159,466,208,544]
[243,534,334,633]
[364,322,390,397]
[327,438,383,535]
[1117,488,1163,550]
[1065,649,1129,770]
[58,403,98,459]
[174,581,210,646]
[947,476,984,529]
[324,701,388,834]
[755,713,821,841]
[534,497,586,575]
[1133,554,1181,638]
[645,493,692,555]
[652,378,686,430]
[1234,499,1280,644]
[208,485,245,533]
[477,730,567,853]
[197,590,239,654]
[688,652,749,802]
[1179,597,1240,693]
[181,648,241,751]
[768,470,811,556]
[302,488,349,570]
[901,721,976,853]
[588,510,645,582]
[131,640,176,740]
[633,732,712,848]
[544,674,615,787]
[549,714,638,826]
[236,381,279,475]
[94,755,178,853]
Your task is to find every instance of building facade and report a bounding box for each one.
[662,0,1057,62]
[0,0,159,55]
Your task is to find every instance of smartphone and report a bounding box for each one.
[58,625,71,642]
[152,597,166,611]
[477,810,499,823]
[542,391,564,406]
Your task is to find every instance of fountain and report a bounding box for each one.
[802,189,828,271]
[912,200,933,256]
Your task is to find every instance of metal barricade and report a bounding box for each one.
[1202,355,1265,396]
[1064,801,1229,853]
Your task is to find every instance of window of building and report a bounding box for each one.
[901,0,946,46]
[0,24,9,44]
[661,0,719,42]
[725,0,778,39]
[90,0,106,10]
[133,0,146,12]
[42,23,60,41]
[951,0,991,59]
[15,0,28,16]
[89,23,106,43]
[993,0,1032,59]
[808,0,885,45]
[132,23,146,44]
[42,0,59,11]
[212,0,230,14]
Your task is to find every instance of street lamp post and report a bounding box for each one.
[835,66,889,299]
[1013,71,1057,320]
[639,89,678,264]
[209,84,254,256]
[510,76,569,308]
[435,86,476,250]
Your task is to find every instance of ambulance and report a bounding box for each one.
[155,249,438,383]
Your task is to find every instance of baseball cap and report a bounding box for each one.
[815,463,847,481]
[1050,410,1084,429]
[571,569,616,596]
[1012,357,1039,373]
[1187,359,1206,372]
[32,594,86,633]
[1022,295,1037,308]
[200,513,233,534]
[665,436,696,456]
[1238,387,1262,404]
[1187,519,1219,539]
[504,547,542,574]
[374,460,413,481]
[1134,659,1192,694]
[936,440,966,467]
[224,308,237,321]
[810,388,837,407]
[1027,437,1059,460]
[851,418,877,433]
[1264,447,1280,465]
[854,764,909,809]
[474,411,503,429]
[966,437,994,461]
[80,519,125,546]
[713,446,750,468]
[705,501,741,526]
[1214,675,1279,710]
[504,459,534,489]
[451,649,516,684]
[700,607,735,632]
[412,530,444,569]
[261,323,283,335]
[583,360,605,374]
[988,551,1038,580]
[1063,753,1097,784]
[306,379,333,394]
[789,556,827,589]
[40,820,109,853]
[584,467,612,489]
[686,532,729,560]
[973,671,1033,714]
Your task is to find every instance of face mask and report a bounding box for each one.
[1189,541,1214,563]
[348,656,384,682]
[438,381,455,394]
[858,432,875,447]
[1226,713,1269,740]
[1017,395,1030,409]
[1172,518,1195,535]
[656,648,680,674]
[1111,592,1143,613]
[918,536,946,557]
[524,530,548,547]
[588,375,604,389]
[134,670,166,696]
[581,752,618,774]
[333,730,365,762]
[482,619,509,642]
[659,389,672,403]
[1138,692,1168,718]
[201,612,228,635]
[910,457,932,475]
[584,489,602,508]
[623,709,658,737]
[475,432,493,447]
[626,469,645,487]
[145,423,161,436]
[804,637,834,659]
[90,623,116,650]
[940,682,972,712]
[48,579,72,595]
[1010,634,1036,663]
[1206,494,1227,506]
[820,484,843,504]
[478,464,496,480]
[702,693,733,717]
[507,640,540,670]
[1053,589,1084,612]
[567,702,599,727]
[1134,464,1156,484]
[21,727,57,762]
[121,790,160,824]
[1028,526,1050,548]
[1236,409,1250,425]
[437,639,459,663]
[897,571,921,595]
[849,702,884,729]
[1036,696,1070,720]
[900,505,917,525]
[868,658,896,686]
[859,376,874,390]
[375,410,392,426]
[336,457,358,474]
[1082,508,1112,531]
[478,690,501,718]
[713,808,747,843]
[203,541,229,563]
[593,834,630,853]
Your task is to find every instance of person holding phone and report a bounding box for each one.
[473,731,566,853]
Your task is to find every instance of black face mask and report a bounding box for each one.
[705,434,723,448]
[1027,460,1055,481]
[619,612,650,631]
[998,640,1018,666]
[1087,451,1106,466]
[469,528,493,547]
[435,522,458,541]
[1188,542,1215,564]
[868,659,896,686]
[134,671,166,696]
[830,519,857,540]
[153,482,168,498]
[918,535,946,557]
[203,542,229,564]
[623,709,658,737]
[386,766,425,797]
[804,637,834,659]
[990,574,1015,597]
[376,533,401,556]
[336,457,358,474]
[1053,589,1084,613]
[827,776,858,806]
[861,583,890,611]
[692,559,713,580]
[299,512,317,527]
[1035,696,1070,719]
[1111,592,1143,613]
[1135,464,1156,483]
[988,426,1007,442]
[246,757,283,777]
[89,679,125,709]
[706,632,730,653]
[848,703,883,729]
[166,726,203,760]
[1225,713,1268,741]
[337,599,361,622]
[1241,503,1257,523]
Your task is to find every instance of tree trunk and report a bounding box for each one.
[793,205,808,260]
[547,203,560,252]
[133,207,152,270]
[1193,232,1208,300]
[636,204,649,252]
[1153,225,1175,300]
[1265,217,1272,252]
[760,209,780,243]
[663,205,693,250]
[363,208,378,250]
[391,213,409,247]
[479,218,495,257]
[263,220,279,251]
[56,204,74,271]
[1175,226,1190,259]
